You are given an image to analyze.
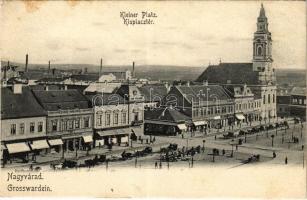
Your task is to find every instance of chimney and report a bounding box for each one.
[186,81,190,87]
[203,80,208,86]
[48,61,51,74]
[13,84,22,94]
[44,85,49,91]
[25,54,28,72]
[99,58,103,77]
[132,61,135,78]
[64,85,68,90]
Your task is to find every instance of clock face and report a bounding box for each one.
[132,90,138,96]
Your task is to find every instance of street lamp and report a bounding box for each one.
[271,135,275,147]
[202,139,206,153]
[282,133,284,144]
[301,122,303,139]
[230,139,235,157]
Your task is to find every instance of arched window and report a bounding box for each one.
[268,94,271,104]
[263,95,266,104]
[257,46,263,56]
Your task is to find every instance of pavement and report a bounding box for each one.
[4,117,304,170]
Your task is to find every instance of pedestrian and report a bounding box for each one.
[302,145,304,151]
[29,164,33,171]
[159,162,162,169]
[285,156,288,165]
[215,135,217,140]
[153,137,156,143]
[222,149,225,156]
[273,151,276,158]
[155,161,158,169]
[236,145,238,151]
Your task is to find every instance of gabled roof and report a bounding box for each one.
[138,85,168,102]
[145,107,191,123]
[175,85,232,103]
[222,84,254,98]
[1,86,47,119]
[196,63,259,85]
[32,89,90,111]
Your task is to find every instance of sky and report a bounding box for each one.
[0,1,306,69]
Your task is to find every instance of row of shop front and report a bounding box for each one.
[144,112,261,136]
[1,128,131,165]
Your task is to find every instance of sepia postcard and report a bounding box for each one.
[0,0,306,198]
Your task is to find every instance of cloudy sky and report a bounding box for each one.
[0,1,305,69]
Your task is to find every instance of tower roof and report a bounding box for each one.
[259,3,266,19]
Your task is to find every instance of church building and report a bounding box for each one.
[196,4,277,120]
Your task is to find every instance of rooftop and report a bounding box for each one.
[1,86,47,119]
[196,63,259,85]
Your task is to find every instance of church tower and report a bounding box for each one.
[252,4,275,85]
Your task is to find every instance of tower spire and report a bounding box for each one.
[259,3,266,18]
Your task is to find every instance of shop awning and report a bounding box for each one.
[1,144,7,150]
[235,114,245,120]
[177,124,187,130]
[193,121,207,126]
[30,140,49,150]
[121,136,129,143]
[48,139,63,146]
[6,143,30,154]
[95,139,105,147]
[97,129,129,137]
[82,135,93,143]
[213,116,221,120]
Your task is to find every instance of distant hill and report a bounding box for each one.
[1,61,305,85]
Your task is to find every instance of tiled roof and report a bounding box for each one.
[196,63,259,85]
[145,107,191,123]
[32,89,90,111]
[138,85,168,102]
[176,85,232,102]
[1,86,47,119]
[85,93,125,106]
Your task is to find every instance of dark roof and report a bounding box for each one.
[30,84,63,91]
[277,95,291,104]
[145,107,191,123]
[1,86,47,119]
[36,77,67,83]
[138,85,168,102]
[32,89,90,111]
[175,85,232,102]
[196,63,259,85]
[85,93,125,106]
[70,74,99,82]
